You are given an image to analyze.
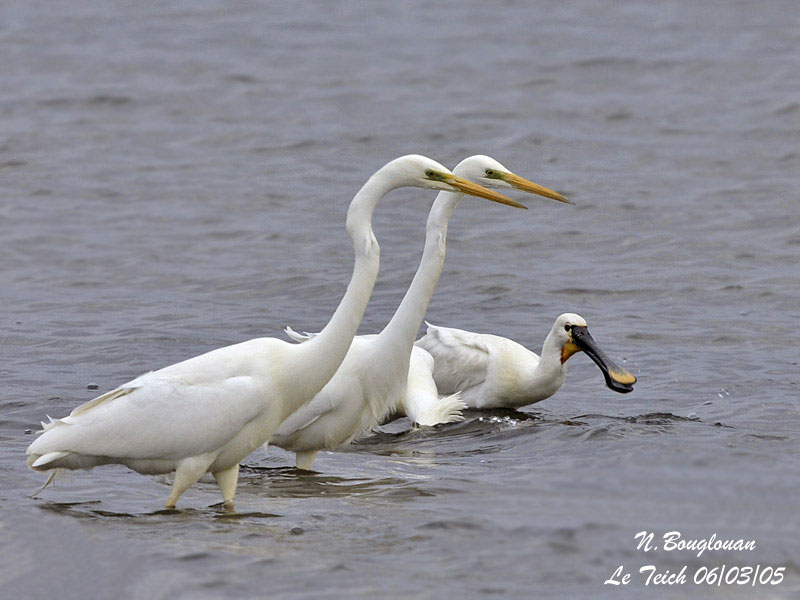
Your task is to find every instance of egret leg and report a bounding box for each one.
[295,450,319,471]
[165,455,214,509]
[213,463,239,511]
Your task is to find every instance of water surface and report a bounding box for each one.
[2,1,799,598]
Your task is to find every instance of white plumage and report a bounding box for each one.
[416,313,637,409]
[272,156,567,469]
[27,154,514,509]
[400,346,466,426]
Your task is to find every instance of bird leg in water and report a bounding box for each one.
[295,450,319,471]
[213,463,240,511]
[165,454,215,509]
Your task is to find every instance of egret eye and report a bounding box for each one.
[425,169,435,178]
[485,169,494,177]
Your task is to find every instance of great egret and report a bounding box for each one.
[273,156,568,469]
[416,313,636,409]
[26,154,516,510]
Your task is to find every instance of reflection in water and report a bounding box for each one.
[240,466,437,500]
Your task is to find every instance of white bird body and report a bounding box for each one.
[416,323,566,409]
[277,336,465,437]
[416,313,637,410]
[27,154,513,508]
[273,156,567,469]
[28,339,312,510]
[274,334,403,451]
[29,337,290,475]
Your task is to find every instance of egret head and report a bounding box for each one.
[453,155,570,205]
[553,312,636,393]
[383,155,526,208]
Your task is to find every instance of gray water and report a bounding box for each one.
[2,1,799,598]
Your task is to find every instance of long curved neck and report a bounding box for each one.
[512,329,567,406]
[376,190,462,357]
[535,330,567,379]
[286,172,396,404]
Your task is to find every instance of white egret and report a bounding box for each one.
[26,154,516,510]
[273,156,568,469]
[416,313,637,409]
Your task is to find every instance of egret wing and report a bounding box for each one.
[273,386,337,437]
[29,338,284,461]
[30,372,267,461]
